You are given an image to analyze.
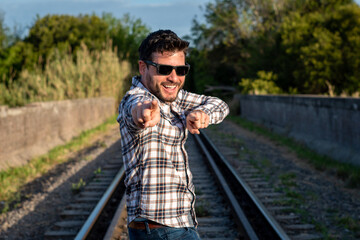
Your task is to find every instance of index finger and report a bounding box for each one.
[141,100,152,110]
[150,100,158,110]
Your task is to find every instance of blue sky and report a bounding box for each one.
[1,0,360,40]
[0,0,212,39]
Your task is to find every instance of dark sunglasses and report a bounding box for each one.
[144,60,190,76]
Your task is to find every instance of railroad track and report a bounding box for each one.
[203,128,324,240]
[44,157,125,240]
[44,131,321,239]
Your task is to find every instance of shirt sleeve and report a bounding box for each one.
[179,90,230,124]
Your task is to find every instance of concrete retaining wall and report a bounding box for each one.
[0,97,116,171]
[236,94,360,166]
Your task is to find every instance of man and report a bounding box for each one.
[117,29,229,239]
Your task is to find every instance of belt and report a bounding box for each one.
[129,221,165,230]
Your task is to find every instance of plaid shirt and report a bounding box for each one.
[117,76,229,228]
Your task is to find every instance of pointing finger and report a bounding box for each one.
[150,100,158,110]
[143,108,151,122]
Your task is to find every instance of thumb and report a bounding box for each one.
[188,113,199,122]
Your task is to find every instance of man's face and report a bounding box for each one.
[139,51,186,103]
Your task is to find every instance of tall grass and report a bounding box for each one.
[0,42,131,107]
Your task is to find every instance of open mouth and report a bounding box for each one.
[163,85,177,89]
[162,84,178,93]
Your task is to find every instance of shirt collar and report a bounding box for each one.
[131,76,147,91]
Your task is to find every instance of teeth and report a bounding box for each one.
[164,85,176,89]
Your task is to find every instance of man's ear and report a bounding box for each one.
[139,60,147,75]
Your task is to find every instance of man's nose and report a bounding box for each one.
[167,69,179,81]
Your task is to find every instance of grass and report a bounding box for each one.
[94,167,102,175]
[0,42,131,107]
[336,215,360,233]
[0,114,118,214]
[279,172,297,187]
[195,199,211,217]
[228,115,360,188]
[71,178,86,194]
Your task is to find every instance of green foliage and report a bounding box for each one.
[0,43,130,107]
[336,215,360,232]
[0,11,8,51]
[280,2,360,95]
[103,13,150,69]
[0,11,28,82]
[0,41,37,83]
[189,0,289,92]
[189,0,360,95]
[185,48,216,93]
[71,178,86,194]
[3,14,111,83]
[279,172,298,187]
[94,168,102,175]
[238,71,283,94]
[26,14,108,60]
[0,12,149,107]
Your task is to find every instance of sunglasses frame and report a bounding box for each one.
[143,60,190,76]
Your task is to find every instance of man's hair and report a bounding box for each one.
[138,30,189,61]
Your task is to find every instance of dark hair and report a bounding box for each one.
[138,30,189,61]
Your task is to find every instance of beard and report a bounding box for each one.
[146,75,185,103]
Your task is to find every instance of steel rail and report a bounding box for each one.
[196,131,290,240]
[74,166,125,240]
[194,134,259,240]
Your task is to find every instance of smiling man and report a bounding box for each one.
[117,30,229,240]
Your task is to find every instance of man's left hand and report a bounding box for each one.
[186,110,209,134]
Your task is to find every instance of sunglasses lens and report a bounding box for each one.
[150,61,190,76]
[176,66,189,76]
[158,65,173,75]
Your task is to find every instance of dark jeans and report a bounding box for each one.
[128,222,201,240]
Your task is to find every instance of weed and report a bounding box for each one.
[279,172,297,187]
[94,168,102,175]
[98,141,107,148]
[336,215,360,232]
[84,156,93,161]
[71,178,86,194]
[195,199,211,217]
[260,158,272,168]
[284,189,303,200]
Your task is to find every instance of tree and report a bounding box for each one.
[281,1,360,94]
[102,13,150,69]
[0,11,8,51]
[25,14,109,64]
[189,0,360,95]
[189,0,289,92]
[0,11,30,84]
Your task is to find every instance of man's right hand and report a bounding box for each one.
[131,100,160,129]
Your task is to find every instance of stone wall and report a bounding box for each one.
[236,94,360,166]
[0,98,116,171]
